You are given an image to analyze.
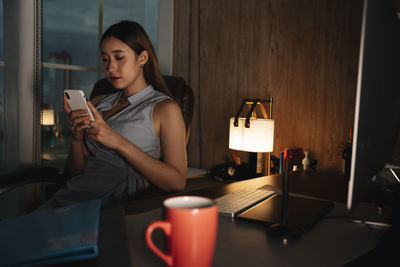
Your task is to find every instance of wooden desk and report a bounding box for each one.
[122,172,391,266]
[122,171,349,215]
[126,203,388,267]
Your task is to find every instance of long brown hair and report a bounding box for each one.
[100,20,171,97]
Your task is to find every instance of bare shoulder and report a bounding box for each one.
[154,99,182,119]
[153,100,184,137]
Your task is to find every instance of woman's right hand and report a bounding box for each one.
[64,96,92,142]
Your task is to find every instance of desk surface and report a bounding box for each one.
[122,172,349,215]
[122,172,390,267]
[126,203,385,267]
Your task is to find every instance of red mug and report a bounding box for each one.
[145,196,218,267]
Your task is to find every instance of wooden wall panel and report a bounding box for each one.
[198,0,240,168]
[261,0,363,171]
[173,0,201,166]
[172,0,191,81]
[174,0,364,172]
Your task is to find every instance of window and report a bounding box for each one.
[41,0,160,169]
[0,0,172,171]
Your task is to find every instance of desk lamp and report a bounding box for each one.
[230,99,334,243]
[229,98,274,176]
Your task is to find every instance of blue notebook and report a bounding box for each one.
[0,200,101,267]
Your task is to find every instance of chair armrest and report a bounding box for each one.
[0,165,60,196]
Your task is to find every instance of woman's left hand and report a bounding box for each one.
[85,101,125,150]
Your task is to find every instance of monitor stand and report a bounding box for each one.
[238,158,334,241]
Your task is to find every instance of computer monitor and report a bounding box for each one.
[347,0,400,210]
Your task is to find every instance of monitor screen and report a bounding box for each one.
[347,0,400,210]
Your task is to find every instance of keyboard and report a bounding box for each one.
[215,189,276,217]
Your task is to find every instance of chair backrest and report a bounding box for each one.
[90,76,194,144]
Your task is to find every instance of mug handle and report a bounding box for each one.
[145,221,173,266]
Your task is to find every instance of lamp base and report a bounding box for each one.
[249,152,263,176]
[266,223,302,242]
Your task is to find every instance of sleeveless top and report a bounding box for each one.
[41,85,171,209]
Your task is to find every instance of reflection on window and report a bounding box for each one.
[103,0,159,52]
[41,0,159,169]
[42,0,99,168]
[42,0,98,68]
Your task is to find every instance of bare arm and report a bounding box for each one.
[85,100,187,192]
[64,96,102,176]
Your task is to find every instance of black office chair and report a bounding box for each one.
[0,75,194,203]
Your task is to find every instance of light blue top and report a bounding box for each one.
[90,85,168,158]
[41,85,171,209]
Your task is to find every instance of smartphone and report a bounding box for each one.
[64,89,94,121]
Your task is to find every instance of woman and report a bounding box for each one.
[42,21,187,208]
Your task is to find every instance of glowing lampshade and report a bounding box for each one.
[229,117,274,153]
[42,107,55,126]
